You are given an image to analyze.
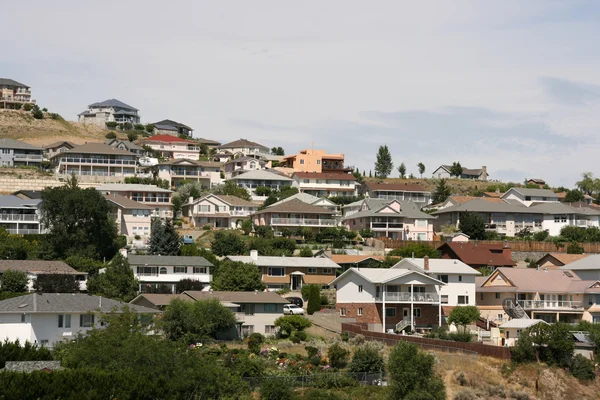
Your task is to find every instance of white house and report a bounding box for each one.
[183,194,258,229]
[157,159,222,188]
[223,157,270,180]
[501,187,560,207]
[127,255,213,294]
[431,165,488,180]
[0,195,43,235]
[230,170,294,200]
[78,99,140,127]
[96,183,174,220]
[360,182,432,206]
[270,192,340,216]
[141,135,201,160]
[291,172,359,197]
[0,260,87,292]
[0,293,158,347]
[217,138,271,159]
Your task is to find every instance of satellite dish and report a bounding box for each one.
[502,298,529,319]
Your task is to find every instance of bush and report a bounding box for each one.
[320,294,330,306]
[145,124,155,133]
[298,247,314,257]
[388,242,440,258]
[304,389,343,400]
[134,124,145,131]
[305,346,319,358]
[290,330,308,343]
[307,286,322,315]
[453,388,478,400]
[310,374,357,390]
[0,270,29,293]
[203,224,211,231]
[447,332,473,342]
[247,332,265,354]
[359,228,374,238]
[105,121,118,129]
[348,342,384,374]
[274,315,312,337]
[127,132,138,142]
[567,242,584,254]
[327,343,350,369]
[22,103,33,111]
[340,332,349,342]
[509,389,529,400]
[570,354,596,381]
[260,378,295,400]
[105,132,117,139]
[31,105,44,119]
[255,186,272,196]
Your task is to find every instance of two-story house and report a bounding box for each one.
[431,165,488,180]
[0,78,34,109]
[141,135,201,160]
[342,199,435,240]
[42,141,76,159]
[103,193,152,238]
[224,157,270,180]
[0,195,43,235]
[270,193,340,216]
[78,99,140,127]
[227,250,341,291]
[230,170,294,199]
[292,172,359,197]
[150,119,194,137]
[0,260,88,292]
[50,142,138,181]
[360,182,432,206]
[0,139,44,167]
[281,149,352,173]
[501,187,560,207]
[105,138,145,157]
[217,139,271,160]
[183,194,258,229]
[250,199,337,235]
[0,293,157,347]
[96,184,173,219]
[127,255,213,294]
[477,267,600,324]
[157,159,222,188]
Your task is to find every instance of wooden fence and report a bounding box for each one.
[342,323,512,360]
[379,238,600,253]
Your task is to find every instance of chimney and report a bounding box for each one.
[188,196,194,204]
[481,166,487,181]
[424,255,429,271]
[119,248,128,258]
[250,250,258,261]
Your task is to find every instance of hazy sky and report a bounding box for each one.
[3,1,600,186]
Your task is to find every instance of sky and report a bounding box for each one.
[3,1,600,187]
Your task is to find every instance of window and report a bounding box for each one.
[495,293,500,299]
[480,293,483,300]
[441,295,448,304]
[174,266,187,273]
[517,329,522,338]
[40,340,49,346]
[358,307,363,316]
[193,267,207,274]
[242,304,255,315]
[458,275,463,282]
[323,268,333,274]
[159,267,167,274]
[241,325,254,336]
[300,159,305,165]
[265,325,277,335]
[340,308,346,316]
[303,179,309,184]
[317,160,321,165]
[497,314,504,321]
[413,308,421,317]
[458,296,469,305]
[58,314,71,328]
[264,303,277,313]
[80,314,95,328]
[20,314,26,323]
[307,268,317,274]
[385,307,396,317]
[268,267,285,276]
[358,285,363,293]
[437,275,448,283]
[200,205,211,212]
[554,215,567,223]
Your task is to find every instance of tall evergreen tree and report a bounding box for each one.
[374,145,393,178]
[431,179,452,204]
[417,162,425,178]
[450,161,463,178]
[397,162,406,179]
[149,219,181,256]
[86,254,138,301]
[458,211,485,240]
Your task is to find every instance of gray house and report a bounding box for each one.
[78,99,140,127]
[0,139,43,167]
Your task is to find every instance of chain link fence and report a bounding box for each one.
[243,371,386,389]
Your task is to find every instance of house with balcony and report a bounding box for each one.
[0,293,157,348]
[217,139,271,160]
[157,159,222,188]
[341,198,435,240]
[501,187,560,207]
[437,242,516,269]
[105,138,145,157]
[0,139,44,167]
[150,119,194,137]
[476,267,600,324]
[0,78,34,109]
[141,135,201,160]
[228,250,341,291]
[224,157,270,179]
[431,165,488,180]
[50,142,138,181]
[281,149,352,173]
[78,99,140,127]
[292,172,359,197]
[230,170,294,199]
[269,193,340,216]
[42,141,76,159]
[183,194,258,229]
[0,260,88,292]
[103,193,152,238]
[360,182,432,206]
[96,184,173,219]
[127,255,213,294]
[0,195,43,235]
[331,256,478,333]
[250,199,337,235]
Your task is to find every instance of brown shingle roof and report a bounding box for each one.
[255,199,336,215]
[216,195,256,207]
[478,267,600,293]
[103,193,151,210]
[542,253,589,266]
[184,290,289,304]
[293,172,356,181]
[50,142,135,158]
[219,138,269,150]
[0,260,82,275]
[365,182,430,193]
[438,242,516,267]
[130,293,192,307]
[329,255,389,265]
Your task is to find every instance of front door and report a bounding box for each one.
[291,275,303,291]
[403,309,409,319]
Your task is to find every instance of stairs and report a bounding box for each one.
[395,318,411,332]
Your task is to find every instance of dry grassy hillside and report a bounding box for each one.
[363,177,498,196]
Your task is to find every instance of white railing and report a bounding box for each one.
[234,312,246,322]
[13,154,43,160]
[376,292,439,302]
[4,228,40,234]
[370,222,404,229]
[270,218,336,226]
[0,214,39,221]
[395,318,411,332]
[170,171,212,177]
[60,158,136,165]
[516,300,583,310]
[231,210,250,216]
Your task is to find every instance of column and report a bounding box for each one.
[438,285,442,327]
[410,283,414,331]
[382,285,386,333]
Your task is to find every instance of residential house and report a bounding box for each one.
[50,142,137,181]
[224,157,270,180]
[227,250,341,291]
[437,242,516,269]
[250,199,337,235]
[78,99,140,127]
[341,198,435,240]
[0,260,87,292]
[151,119,194,137]
[476,267,600,324]
[0,293,157,347]
[292,172,359,197]
[360,182,432,206]
[498,319,548,347]
[424,195,506,212]
[0,78,34,109]
[443,232,471,242]
[281,149,352,173]
[183,194,258,229]
[526,178,546,188]
[217,139,271,160]
[0,139,44,167]
[103,193,152,238]
[141,135,201,160]
[0,195,43,234]
[129,293,192,311]
[559,255,600,281]
[327,255,387,271]
[230,170,294,199]
[536,253,589,270]
[270,193,340,216]
[127,254,213,294]
[96,184,173,219]
[105,138,145,157]
[501,187,560,207]
[11,191,42,200]
[42,141,76,159]
[331,256,479,333]
[431,165,488,180]
[157,159,222,188]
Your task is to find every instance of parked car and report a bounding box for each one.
[286,297,304,308]
[182,235,195,244]
[283,304,305,315]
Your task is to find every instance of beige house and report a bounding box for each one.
[281,149,352,173]
[42,141,76,159]
[217,138,271,159]
[78,99,140,127]
[103,193,152,238]
[141,135,201,160]
[224,157,270,180]
[0,78,34,109]
[96,184,173,219]
[360,182,432,206]
[292,172,359,197]
[183,194,258,229]
[535,253,589,270]
[250,199,337,235]
[157,159,222,188]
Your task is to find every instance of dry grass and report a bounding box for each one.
[363,176,503,196]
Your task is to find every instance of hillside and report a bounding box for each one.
[362,177,506,197]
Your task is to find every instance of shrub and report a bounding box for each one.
[134,124,145,131]
[127,132,138,142]
[260,378,295,400]
[310,374,357,389]
[274,315,312,337]
[447,332,473,342]
[105,132,117,139]
[247,332,265,354]
[22,103,33,111]
[307,286,322,315]
[308,355,321,366]
[320,294,329,306]
[453,389,478,400]
[509,389,529,400]
[570,354,596,381]
[305,346,319,358]
[203,224,211,231]
[340,332,349,342]
[567,242,584,254]
[145,124,155,133]
[348,342,384,373]
[359,228,374,238]
[255,186,272,196]
[0,270,29,293]
[455,371,467,386]
[304,389,343,399]
[290,330,308,343]
[42,108,48,112]
[298,247,314,257]
[105,121,118,129]
[327,343,349,369]
[31,105,43,119]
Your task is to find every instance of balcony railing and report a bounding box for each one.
[375,292,439,302]
[59,158,136,165]
[4,228,40,234]
[270,218,336,227]
[0,214,39,221]
[371,222,404,229]
[170,171,212,177]
[13,154,43,161]
[516,300,583,310]
[234,312,246,322]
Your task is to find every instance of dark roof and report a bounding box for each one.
[50,142,136,158]
[11,190,42,200]
[255,199,336,215]
[184,290,289,304]
[0,78,29,88]
[152,119,192,130]
[438,242,516,267]
[0,139,43,151]
[0,260,82,275]
[89,99,138,111]
[42,141,77,150]
[196,137,221,146]
[364,182,431,193]
[130,293,193,307]
[127,255,213,267]
[0,293,158,314]
[293,172,356,181]
[219,138,269,150]
[103,193,151,210]
[439,165,487,177]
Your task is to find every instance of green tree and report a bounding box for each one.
[40,180,120,260]
[576,172,599,196]
[305,284,321,315]
[270,147,285,156]
[567,242,584,254]
[0,228,31,260]
[171,193,183,217]
[213,181,251,201]
[353,168,363,183]
[175,278,205,293]
[273,315,312,337]
[327,343,350,369]
[241,219,253,235]
[298,247,314,257]
[31,105,44,119]
[431,179,452,204]
[86,254,138,301]
[211,261,265,291]
[33,274,79,293]
[105,131,117,139]
[397,162,406,179]
[149,219,181,256]
[127,132,138,142]
[388,341,446,400]
[447,306,480,332]
[211,231,246,256]
[348,342,385,373]
[0,270,28,293]
[64,256,105,275]
[564,189,585,203]
[374,145,393,178]
[260,378,294,400]
[255,186,271,196]
[450,161,463,178]
[388,243,440,258]
[145,124,155,133]
[417,162,425,178]
[458,211,485,240]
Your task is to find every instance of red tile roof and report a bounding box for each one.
[438,242,516,267]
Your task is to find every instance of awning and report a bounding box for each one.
[289,271,305,276]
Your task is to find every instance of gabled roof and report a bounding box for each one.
[293,172,356,181]
[500,319,548,329]
[394,258,481,275]
[431,197,600,216]
[0,260,81,275]
[89,99,138,111]
[42,141,77,150]
[226,255,340,268]
[151,119,192,130]
[130,293,193,307]
[127,255,213,267]
[188,193,256,207]
[329,267,445,286]
[538,253,589,267]
[0,78,29,88]
[254,199,335,215]
[10,190,42,200]
[437,165,487,177]
[0,195,41,209]
[272,193,337,208]
[103,193,151,210]
[0,139,43,151]
[184,290,289,304]
[142,135,195,144]
[438,242,516,267]
[342,199,434,221]
[219,138,269,150]
[363,182,431,193]
[196,137,221,146]
[527,178,546,184]
[329,255,387,265]
[0,293,157,314]
[107,139,144,151]
[230,169,292,181]
[559,254,600,271]
[502,187,559,199]
[50,142,136,158]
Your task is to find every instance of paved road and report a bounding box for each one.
[306,312,342,333]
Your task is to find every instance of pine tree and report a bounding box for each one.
[417,162,425,178]
[369,170,372,178]
[431,179,452,204]
[149,219,181,255]
[374,145,393,178]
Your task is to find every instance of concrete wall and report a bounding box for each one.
[0,176,121,194]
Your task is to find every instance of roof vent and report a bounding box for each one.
[17,304,28,308]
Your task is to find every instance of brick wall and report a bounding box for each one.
[337,302,443,328]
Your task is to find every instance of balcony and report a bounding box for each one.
[234,312,246,322]
[375,292,439,303]
[135,273,212,283]
[270,218,336,227]
[517,300,583,311]
[0,214,39,222]
[4,228,40,234]
[370,222,404,230]
[60,157,136,166]
[170,170,212,177]
[13,153,43,161]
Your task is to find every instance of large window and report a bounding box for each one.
[554,215,567,223]
[58,314,71,328]
[268,267,285,277]
[385,307,396,317]
[458,295,469,305]
[80,314,95,328]
[174,266,187,273]
[441,295,448,304]
[323,268,333,274]
[159,267,167,275]
[265,325,277,335]
[263,303,277,313]
[242,304,255,315]
[193,267,207,274]
[200,205,211,212]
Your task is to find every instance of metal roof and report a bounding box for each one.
[0,195,41,209]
